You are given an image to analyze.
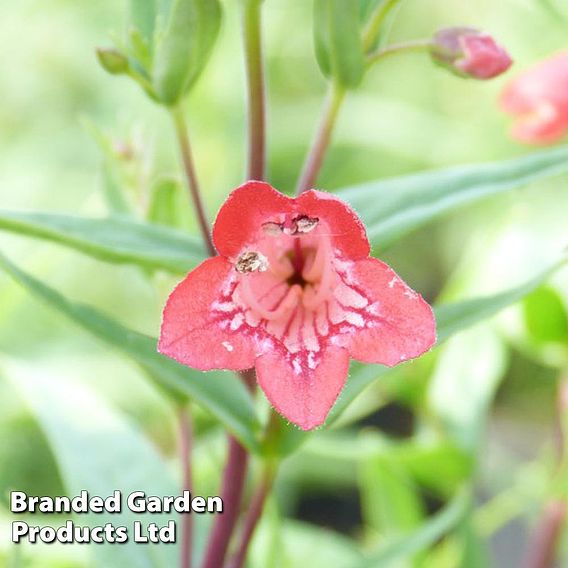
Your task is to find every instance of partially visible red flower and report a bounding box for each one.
[431,27,512,80]
[501,52,568,144]
[159,182,436,430]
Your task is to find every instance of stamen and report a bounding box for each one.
[262,221,283,236]
[235,251,268,274]
[294,215,319,234]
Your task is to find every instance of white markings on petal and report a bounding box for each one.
[230,313,245,331]
[334,282,368,308]
[315,305,329,336]
[307,351,317,370]
[212,301,237,313]
[345,312,364,328]
[222,341,234,352]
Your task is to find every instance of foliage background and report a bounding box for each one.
[1,0,568,566]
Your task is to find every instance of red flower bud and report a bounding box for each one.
[500,52,568,145]
[431,27,512,80]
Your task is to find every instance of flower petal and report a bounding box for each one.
[500,51,568,144]
[158,256,257,371]
[256,346,350,430]
[346,258,436,366]
[297,190,370,259]
[213,181,294,259]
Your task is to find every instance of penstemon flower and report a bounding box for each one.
[159,182,436,430]
[501,52,568,144]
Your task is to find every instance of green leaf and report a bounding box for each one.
[352,488,470,567]
[130,0,157,45]
[428,326,507,452]
[337,146,568,248]
[0,211,205,273]
[359,0,383,22]
[327,260,563,426]
[0,254,261,452]
[6,364,180,567]
[523,286,568,345]
[359,447,423,536]
[147,178,184,228]
[153,0,221,105]
[254,520,364,568]
[314,0,365,88]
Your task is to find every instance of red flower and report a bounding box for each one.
[431,27,512,80]
[501,52,568,144]
[159,182,436,430]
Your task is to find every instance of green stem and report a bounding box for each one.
[171,107,216,256]
[362,0,403,53]
[242,0,266,181]
[295,84,345,195]
[366,39,434,67]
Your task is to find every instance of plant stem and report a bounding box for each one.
[202,2,266,561]
[228,465,276,568]
[242,0,266,181]
[178,406,193,568]
[171,107,216,256]
[295,84,345,195]
[524,501,568,568]
[366,39,434,67]
[201,370,256,568]
[523,377,568,568]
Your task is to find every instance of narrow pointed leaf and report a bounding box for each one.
[0,254,261,452]
[337,146,568,248]
[0,211,205,273]
[351,489,470,567]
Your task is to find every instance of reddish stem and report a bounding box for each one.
[178,406,193,568]
[201,370,256,568]
[295,85,345,195]
[227,469,274,568]
[172,107,216,257]
[523,377,568,568]
[523,501,567,568]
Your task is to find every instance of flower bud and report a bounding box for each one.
[431,27,512,80]
[96,48,130,75]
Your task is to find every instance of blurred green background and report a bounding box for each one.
[1,0,568,566]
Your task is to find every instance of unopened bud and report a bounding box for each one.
[431,27,512,80]
[96,48,130,75]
